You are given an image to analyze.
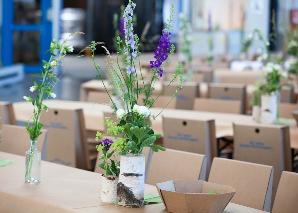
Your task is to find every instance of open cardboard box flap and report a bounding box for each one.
[156,180,235,213]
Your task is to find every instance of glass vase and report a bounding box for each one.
[25,140,41,184]
[117,154,145,208]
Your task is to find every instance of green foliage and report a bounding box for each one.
[25,38,74,141]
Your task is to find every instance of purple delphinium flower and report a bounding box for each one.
[119,18,125,39]
[149,30,172,77]
[99,138,114,149]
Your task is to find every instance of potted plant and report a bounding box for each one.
[95,131,120,204]
[23,38,74,184]
[259,63,285,124]
[87,0,183,208]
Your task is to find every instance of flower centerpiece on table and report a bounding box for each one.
[286,29,298,76]
[87,0,183,208]
[179,13,193,78]
[23,37,74,184]
[253,62,286,124]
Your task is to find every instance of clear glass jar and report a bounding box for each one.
[25,140,41,184]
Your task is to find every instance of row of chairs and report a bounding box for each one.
[94,148,297,212]
[86,83,298,117]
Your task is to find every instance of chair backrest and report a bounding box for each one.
[163,82,198,110]
[162,115,216,173]
[272,171,298,213]
[40,108,88,169]
[280,85,296,103]
[0,102,16,125]
[214,69,262,84]
[209,158,273,211]
[279,103,298,119]
[0,125,47,156]
[207,83,246,113]
[233,123,292,200]
[193,98,242,114]
[87,91,111,105]
[146,149,207,185]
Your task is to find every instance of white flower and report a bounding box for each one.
[23,96,30,101]
[49,92,56,98]
[67,45,74,53]
[133,105,151,117]
[29,86,37,93]
[116,108,126,119]
[50,60,58,67]
[265,62,282,73]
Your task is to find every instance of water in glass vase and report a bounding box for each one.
[25,140,41,184]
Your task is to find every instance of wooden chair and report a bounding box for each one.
[207,83,247,114]
[146,149,207,185]
[280,85,296,103]
[162,115,216,174]
[193,98,242,114]
[279,103,298,119]
[272,171,298,213]
[209,158,273,211]
[86,91,110,105]
[233,123,292,200]
[40,108,94,170]
[163,82,198,110]
[0,125,47,156]
[0,102,16,125]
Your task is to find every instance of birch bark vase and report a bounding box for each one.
[261,93,279,124]
[117,154,145,207]
[100,175,118,204]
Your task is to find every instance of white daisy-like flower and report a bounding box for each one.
[133,104,151,117]
[23,96,30,101]
[116,108,126,119]
[50,60,58,67]
[29,86,37,93]
[49,92,56,98]
[67,45,74,53]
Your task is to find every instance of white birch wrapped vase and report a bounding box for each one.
[261,93,279,124]
[117,154,145,207]
[100,175,118,204]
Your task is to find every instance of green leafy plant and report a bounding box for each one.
[24,38,74,141]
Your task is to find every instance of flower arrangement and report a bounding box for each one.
[241,29,269,61]
[23,37,74,184]
[287,29,298,75]
[179,13,192,67]
[87,0,183,207]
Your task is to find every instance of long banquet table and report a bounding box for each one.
[13,100,298,149]
[0,152,268,213]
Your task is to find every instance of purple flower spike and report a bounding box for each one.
[99,138,114,149]
[119,18,125,39]
[149,30,172,77]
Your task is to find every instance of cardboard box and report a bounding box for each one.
[207,83,247,113]
[156,180,235,213]
[162,115,216,173]
[233,123,292,200]
[146,149,207,185]
[163,82,198,110]
[193,98,242,114]
[40,108,87,169]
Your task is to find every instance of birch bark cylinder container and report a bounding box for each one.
[252,106,261,123]
[100,175,118,204]
[261,93,279,124]
[117,154,145,207]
